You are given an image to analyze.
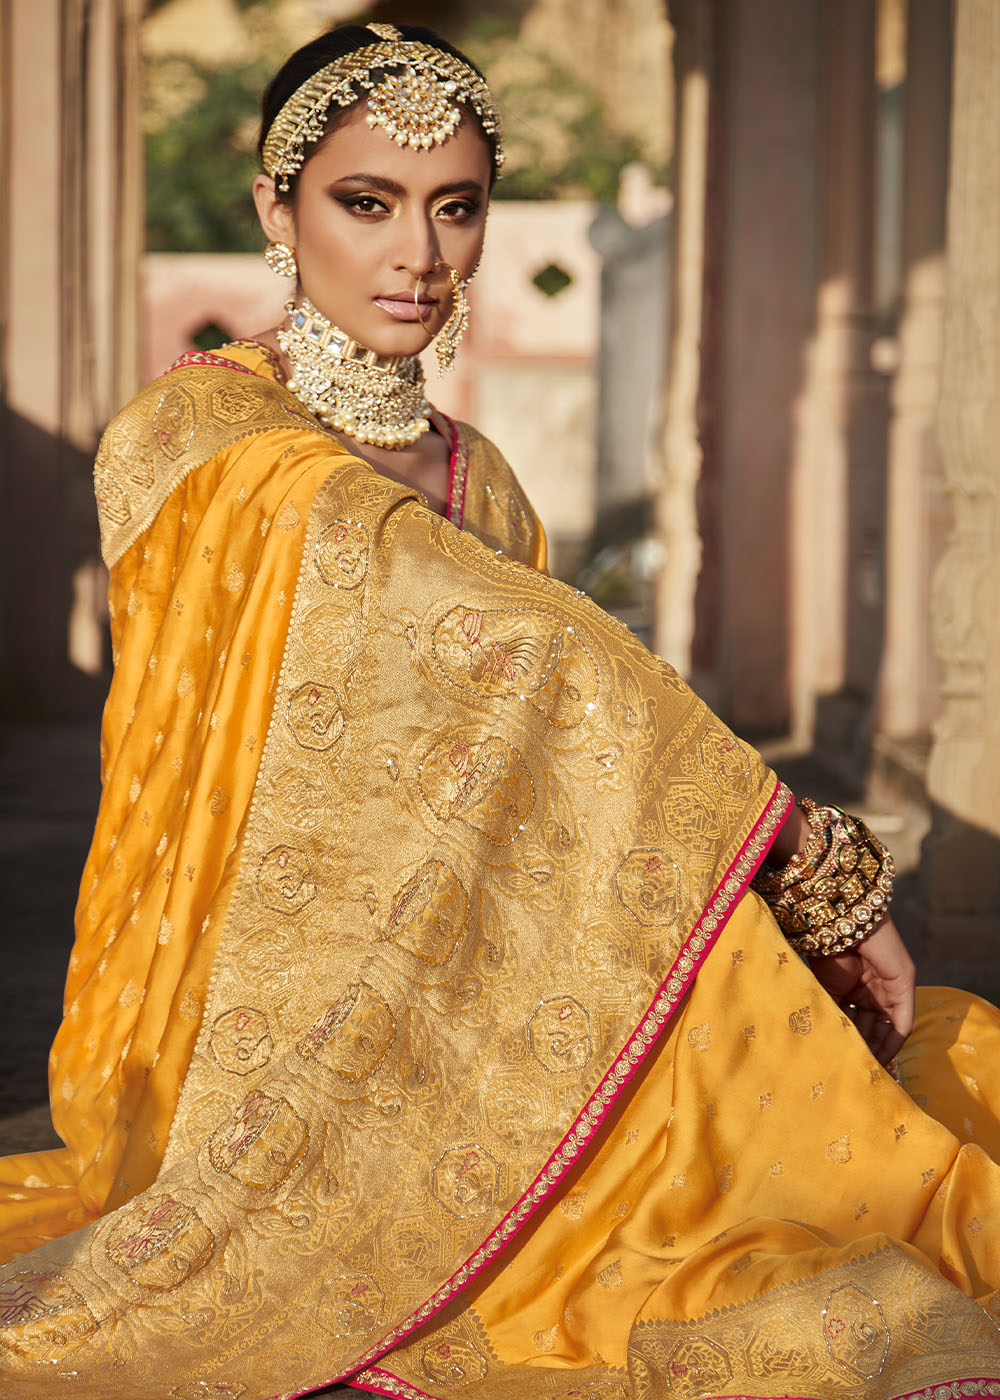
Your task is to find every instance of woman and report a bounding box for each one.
[0,22,998,1399]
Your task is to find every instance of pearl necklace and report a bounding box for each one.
[277,297,430,449]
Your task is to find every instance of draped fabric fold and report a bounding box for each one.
[2,356,1000,1399]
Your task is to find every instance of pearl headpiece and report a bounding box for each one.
[262,23,504,192]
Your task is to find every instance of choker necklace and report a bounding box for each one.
[277,298,430,449]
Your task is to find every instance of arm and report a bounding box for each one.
[763,802,916,1066]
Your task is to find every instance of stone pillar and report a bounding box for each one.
[922,0,1000,992]
[653,0,717,676]
[0,0,142,715]
[709,0,821,734]
[788,0,887,763]
[878,0,952,740]
[654,0,822,735]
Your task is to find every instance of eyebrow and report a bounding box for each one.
[331,173,485,198]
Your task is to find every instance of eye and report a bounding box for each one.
[436,199,480,222]
[338,194,390,217]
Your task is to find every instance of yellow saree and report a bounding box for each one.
[1,348,999,1399]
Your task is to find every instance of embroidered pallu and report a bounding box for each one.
[0,347,545,1258]
[1,354,1000,1398]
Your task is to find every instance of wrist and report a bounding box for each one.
[765,801,809,868]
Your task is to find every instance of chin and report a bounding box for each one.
[365,322,436,360]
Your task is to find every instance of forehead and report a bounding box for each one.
[301,104,492,190]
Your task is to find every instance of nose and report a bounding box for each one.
[393,206,442,283]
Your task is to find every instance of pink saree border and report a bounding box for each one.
[162,349,262,377]
[350,1370,439,1400]
[890,1381,1000,1400]
[275,778,794,1400]
[431,409,469,531]
[347,1372,1000,1400]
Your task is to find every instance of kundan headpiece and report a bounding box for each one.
[262,22,504,192]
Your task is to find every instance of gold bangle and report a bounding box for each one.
[753,803,894,956]
[753,797,828,894]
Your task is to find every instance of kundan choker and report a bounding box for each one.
[277,298,431,449]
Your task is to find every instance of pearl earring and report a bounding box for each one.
[265,241,298,278]
[435,267,470,374]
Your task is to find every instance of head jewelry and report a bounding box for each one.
[262,23,504,192]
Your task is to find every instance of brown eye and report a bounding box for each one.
[437,200,478,221]
[338,195,389,216]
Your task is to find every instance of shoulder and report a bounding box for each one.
[449,419,548,573]
[94,354,324,568]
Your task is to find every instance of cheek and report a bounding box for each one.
[440,224,486,280]
[296,206,374,281]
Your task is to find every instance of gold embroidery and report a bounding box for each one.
[686,1022,711,1052]
[788,1004,812,1035]
[94,366,323,566]
[277,500,301,530]
[622,1250,1000,1400]
[827,1133,852,1165]
[3,462,789,1393]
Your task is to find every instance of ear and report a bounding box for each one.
[253,174,296,245]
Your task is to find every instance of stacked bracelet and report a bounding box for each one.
[752,798,895,956]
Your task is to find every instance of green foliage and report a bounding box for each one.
[145,56,268,253]
[461,39,657,203]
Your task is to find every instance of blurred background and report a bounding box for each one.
[1,0,999,1147]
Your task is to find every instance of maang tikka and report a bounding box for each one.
[261,23,504,193]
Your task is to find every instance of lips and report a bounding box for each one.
[374,294,438,324]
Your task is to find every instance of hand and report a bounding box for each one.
[807,915,916,1065]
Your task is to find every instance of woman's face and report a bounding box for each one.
[255,102,491,358]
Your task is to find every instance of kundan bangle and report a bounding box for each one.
[752,800,895,956]
[755,797,828,893]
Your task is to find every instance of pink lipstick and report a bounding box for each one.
[374,295,437,323]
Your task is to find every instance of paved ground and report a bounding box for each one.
[0,722,102,1155]
[0,721,934,1159]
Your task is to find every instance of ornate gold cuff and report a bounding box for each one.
[752,799,895,956]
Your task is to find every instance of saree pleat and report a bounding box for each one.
[0,352,998,1400]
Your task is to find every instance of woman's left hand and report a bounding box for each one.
[807,915,916,1066]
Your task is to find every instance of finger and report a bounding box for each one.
[867,1015,897,1065]
[877,1022,907,1066]
[892,988,916,1042]
[853,1007,881,1051]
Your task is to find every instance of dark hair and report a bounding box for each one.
[258,23,499,197]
